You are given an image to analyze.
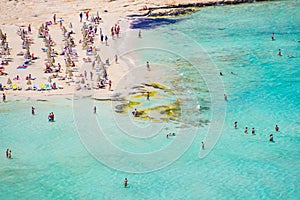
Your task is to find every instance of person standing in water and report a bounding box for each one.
[244,127,248,134]
[146,91,150,100]
[224,94,227,101]
[146,61,150,71]
[138,30,142,38]
[2,93,6,102]
[251,127,255,135]
[93,106,96,114]
[32,106,35,115]
[278,49,282,56]
[201,141,205,150]
[275,125,279,132]
[270,134,274,142]
[271,33,275,40]
[234,121,238,129]
[6,149,9,158]
[124,178,128,188]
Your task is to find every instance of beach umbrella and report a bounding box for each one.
[5,48,10,57]
[65,66,69,74]
[7,78,12,84]
[47,49,51,59]
[27,79,32,85]
[81,78,85,84]
[96,55,101,64]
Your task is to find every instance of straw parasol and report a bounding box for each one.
[7,78,12,84]
[97,74,101,82]
[96,55,101,64]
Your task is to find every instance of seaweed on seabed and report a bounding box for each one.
[115,101,141,114]
[143,82,173,94]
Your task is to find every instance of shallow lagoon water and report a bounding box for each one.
[1,1,300,199]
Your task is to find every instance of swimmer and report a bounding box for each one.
[278,49,282,56]
[201,141,205,150]
[251,127,255,135]
[220,72,223,76]
[32,106,35,115]
[234,121,237,129]
[275,125,279,132]
[270,134,274,142]
[124,178,128,188]
[244,127,248,134]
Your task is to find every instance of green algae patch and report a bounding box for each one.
[115,101,141,113]
[131,91,157,99]
[144,82,173,94]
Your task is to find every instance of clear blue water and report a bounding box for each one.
[1,1,300,199]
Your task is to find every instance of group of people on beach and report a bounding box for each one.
[234,121,279,142]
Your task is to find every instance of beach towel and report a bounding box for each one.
[17,65,27,69]
[45,84,51,90]
[12,84,18,90]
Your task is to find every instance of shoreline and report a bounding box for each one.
[127,0,273,17]
[0,0,273,102]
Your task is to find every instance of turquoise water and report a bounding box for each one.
[1,1,300,199]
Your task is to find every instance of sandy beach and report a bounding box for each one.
[0,0,251,101]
